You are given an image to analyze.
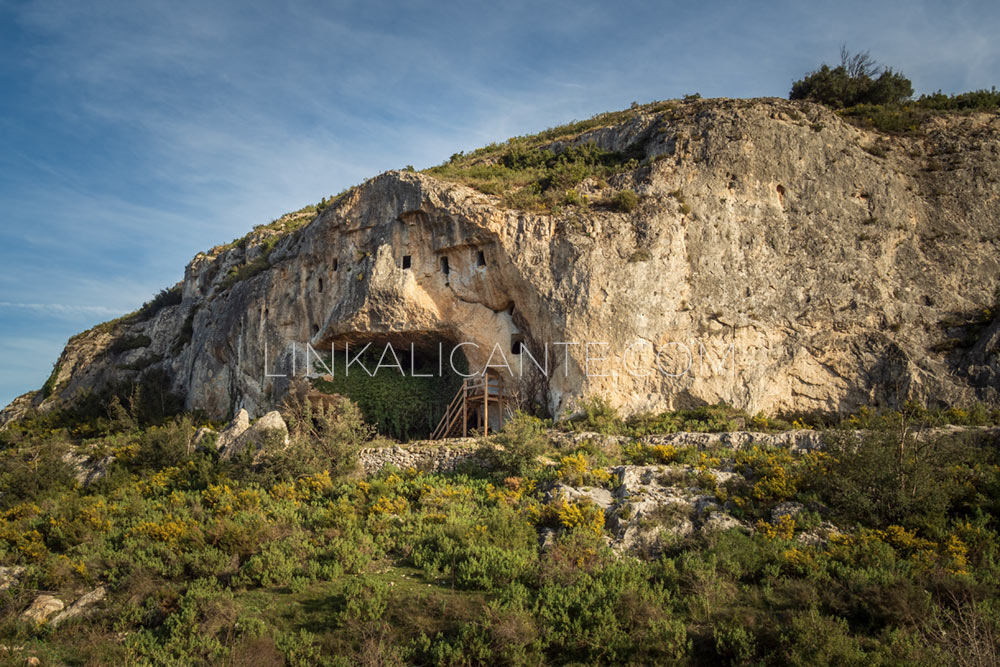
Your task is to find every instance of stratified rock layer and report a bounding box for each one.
[8,98,999,422]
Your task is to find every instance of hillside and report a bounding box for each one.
[3,96,999,431]
[1,96,1000,665]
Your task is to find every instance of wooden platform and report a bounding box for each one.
[430,372,509,439]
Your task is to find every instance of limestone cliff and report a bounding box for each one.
[5,97,1000,424]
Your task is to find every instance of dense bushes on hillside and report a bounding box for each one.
[790,48,913,108]
[790,48,999,135]
[1,399,999,664]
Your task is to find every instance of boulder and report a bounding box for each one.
[49,586,107,627]
[701,512,749,535]
[21,596,64,624]
[61,452,114,486]
[215,409,250,452]
[771,501,806,523]
[219,410,289,461]
[548,484,615,510]
[192,425,216,449]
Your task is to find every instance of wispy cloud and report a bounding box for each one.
[0,302,122,316]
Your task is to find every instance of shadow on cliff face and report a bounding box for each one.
[934,306,1000,403]
[306,336,468,441]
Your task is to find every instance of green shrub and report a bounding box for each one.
[915,87,1000,111]
[134,286,183,321]
[483,411,548,477]
[812,422,972,533]
[0,439,77,510]
[221,254,272,289]
[713,621,757,665]
[790,48,913,108]
[612,189,640,212]
[565,396,626,435]
[259,393,373,482]
[309,348,466,441]
[625,403,750,435]
[134,416,195,470]
[40,360,62,399]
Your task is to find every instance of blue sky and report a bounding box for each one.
[1,0,998,408]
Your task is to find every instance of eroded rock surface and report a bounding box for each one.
[7,98,999,423]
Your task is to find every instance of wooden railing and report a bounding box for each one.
[430,378,470,440]
[430,373,507,440]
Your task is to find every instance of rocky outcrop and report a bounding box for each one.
[19,587,106,627]
[215,409,250,451]
[21,596,64,624]
[61,452,114,487]
[49,586,106,628]
[606,464,741,554]
[215,409,289,461]
[553,429,825,452]
[7,97,1000,423]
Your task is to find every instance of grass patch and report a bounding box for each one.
[421,101,688,212]
[427,141,644,213]
[839,87,1000,135]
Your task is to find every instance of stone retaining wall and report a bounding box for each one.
[356,427,999,476]
[358,439,486,475]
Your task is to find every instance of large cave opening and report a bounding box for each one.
[308,335,468,441]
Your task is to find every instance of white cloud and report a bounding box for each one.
[0,302,123,316]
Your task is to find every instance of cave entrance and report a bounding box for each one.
[308,336,468,442]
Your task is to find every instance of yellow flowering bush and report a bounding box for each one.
[755,514,796,540]
[130,515,196,544]
[369,495,408,516]
[531,499,605,536]
[555,452,611,486]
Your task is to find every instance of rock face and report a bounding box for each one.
[18,587,106,627]
[61,452,114,487]
[215,409,251,452]
[6,97,1000,423]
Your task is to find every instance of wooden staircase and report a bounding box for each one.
[431,372,508,439]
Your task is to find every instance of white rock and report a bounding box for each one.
[50,586,106,627]
[216,409,250,452]
[219,411,289,461]
[21,595,64,624]
[0,566,25,591]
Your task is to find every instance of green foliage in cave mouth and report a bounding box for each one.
[309,344,467,441]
